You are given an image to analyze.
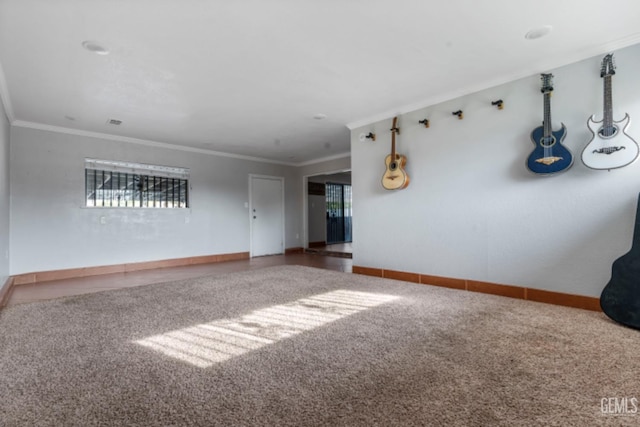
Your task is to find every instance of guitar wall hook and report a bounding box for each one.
[365,132,376,141]
[452,110,464,120]
[419,119,430,128]
[491,100,504,110]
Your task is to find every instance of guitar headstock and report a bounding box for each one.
[540,73,554,94]
[601,53,616,77]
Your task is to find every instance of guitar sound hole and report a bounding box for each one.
[389,162,397,171]
[598,126,618,139]
[540,136,556,147]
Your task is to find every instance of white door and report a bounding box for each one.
[250,175,284,257]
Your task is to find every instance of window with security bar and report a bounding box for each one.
[326,182,352,244]
[85,159,190,208]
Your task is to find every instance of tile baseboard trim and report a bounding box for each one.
[353,265,601,312]
[0,276,14,308]
[285,247,304,254]
[12,252,251,286]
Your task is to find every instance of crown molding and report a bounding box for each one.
[294,152,351,167]
[12,120,303,166]
[12,120,350,168]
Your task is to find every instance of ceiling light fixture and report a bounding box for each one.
[525,25,553,40]
[313,113,327,120]
[81,40,110,55]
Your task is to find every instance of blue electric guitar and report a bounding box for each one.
[526,73,574,175]
[581,53,639,170]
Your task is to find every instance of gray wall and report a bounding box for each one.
[352,42,640,298]
[9,127,304,274]
[0,96,9,285]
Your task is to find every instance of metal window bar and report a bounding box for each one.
[115,171,119,206]
[171,178,176,208]
[143,175,149,207]
[154,176,159,208]
[108,171,113,207]
[100,170,105,207]
[183,180,188,208]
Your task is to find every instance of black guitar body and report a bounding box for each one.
[601,194,640,330]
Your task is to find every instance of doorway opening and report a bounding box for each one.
[304,171,352,258]
[326,182,352,244]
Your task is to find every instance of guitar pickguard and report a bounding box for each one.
[592,146,625,155]
[535,156,564,166]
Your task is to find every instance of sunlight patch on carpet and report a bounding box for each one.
[134,289,399,367]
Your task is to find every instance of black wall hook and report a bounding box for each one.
[491,99,504,110]
[419,119,430,128]
[365,132,376,141]
[452,110,463,120]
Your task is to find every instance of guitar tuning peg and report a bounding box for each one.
[452,110,463,120]
[419,119,430,128]
[491,99,504,110]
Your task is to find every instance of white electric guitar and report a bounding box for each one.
[582,53,639,170]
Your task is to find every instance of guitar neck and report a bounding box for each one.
[390,117,398,158]
[391,132,396,158]
[603,75,613,129]
[543,92,552,137]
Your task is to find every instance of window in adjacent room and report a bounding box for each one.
[85,158,190,208]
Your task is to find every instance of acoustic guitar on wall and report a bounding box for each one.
[381,116,410,190]
[526,73,574,175]
[581,53,639,170]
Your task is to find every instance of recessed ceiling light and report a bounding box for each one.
[313,113,327,120]
[525,25,553,40]
[82,40,109,55]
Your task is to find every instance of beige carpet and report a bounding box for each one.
[0,265,638,426]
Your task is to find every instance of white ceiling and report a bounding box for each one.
[1,0,640,165]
